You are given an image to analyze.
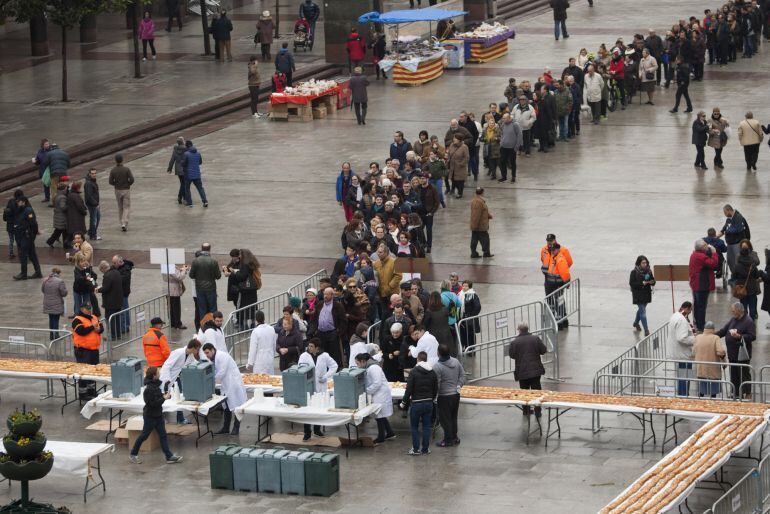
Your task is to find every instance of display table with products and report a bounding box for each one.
[269,81,341,122]
[455,23,515,63]
[80,390,226,446]
[379,50,447,86]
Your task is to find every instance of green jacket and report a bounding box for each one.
[423,158,448,180]
[554,89,573,117]
[189,252,221,293]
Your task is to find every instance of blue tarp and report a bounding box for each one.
[358,7,467,24]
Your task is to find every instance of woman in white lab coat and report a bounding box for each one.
[247,311,278,375]
[202,343,247,435]
[297,338,338,440]
[355,353,395,444]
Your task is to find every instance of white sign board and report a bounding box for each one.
[656,385,676,397]
[8,335,25,343]
[136,310,146,323]
[149,248,186,265]
[495,317,508,330]
[732,493,741,512]
[160,264,177,275]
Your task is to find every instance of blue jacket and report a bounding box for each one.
[35,148,50,177]
[389,141,411,170]
[704,236,727,254]
[441,290,462,325]
[335,171,352,202]
[182,148,203,180]
[275,49,295,73]
[43,147,70,176]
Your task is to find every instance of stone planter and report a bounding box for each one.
[6,419,42,438]
[3,436,46,459]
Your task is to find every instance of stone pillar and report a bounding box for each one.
[323,0,375,65]
[464,0,490,23]
[80,14,97,43]
[29,14,50,57]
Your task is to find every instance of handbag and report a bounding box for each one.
[731,263,753,299]
[737,337,750,362]
[41,167,51,187]
[645,71,654,80]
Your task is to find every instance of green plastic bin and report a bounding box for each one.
[305,452,340,497]
[280,450,315,495]
[209,444,241,490]
[257,448,289,493]
[232,447,263,492]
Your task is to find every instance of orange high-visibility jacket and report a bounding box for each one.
[142,328,171,367]
[72,315,101,350]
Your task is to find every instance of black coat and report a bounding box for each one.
[3,198,17,232]
[423,307,453,348]
[762,249,770,314]
[349,74,369,104]
[100,268,124,311]
[716,314,756,362]
[508,333,547,381]
[629,267,655,305]
[210,15,233,41]
[277,327,302,370]
[676,63,690,87]
[84,176,99,207]
[733,251,761,296]
[403,364,438,405]
[381,334,405,382]
[550,0,569,21]
[117,260,134,297]
[66,192,87,236]
[692,119,709,146]
[143,378,166,418]
[74,266,97,295]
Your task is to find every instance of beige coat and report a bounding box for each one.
[67,240,93,266]
[638,55,658,83]
[738,119,764,146]
[708,117,729,149]
[446,141,469,182]
[470,195,490,231]
[691,329,726,380]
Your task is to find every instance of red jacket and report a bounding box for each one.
[609,58,625,80]
[688,250,718,292]
[346,32,366,61]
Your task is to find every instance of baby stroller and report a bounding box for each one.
[294,18,313,52]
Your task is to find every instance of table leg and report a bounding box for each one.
[83,455,106,503]
[545,408,568,448]
[105,409,123,442]
[255,415,271,443]
[192,411,214,448]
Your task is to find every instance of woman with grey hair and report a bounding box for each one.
[737,111,763,171]
[691,321,726,398]
[716,301,756,399]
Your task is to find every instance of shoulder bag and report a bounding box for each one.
[731,263,753,299]
[737,337,750,362]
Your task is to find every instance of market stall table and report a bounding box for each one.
[269,82,341,122]
[379,50,447,86]
[81,390,226,447]
[455,23,515,63]
[0,369,109,414]
[0,440,114,502]
[234,396,381,457]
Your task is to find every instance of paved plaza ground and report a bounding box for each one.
[0,0,769,511]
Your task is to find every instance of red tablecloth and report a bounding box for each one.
[269,86,341,105]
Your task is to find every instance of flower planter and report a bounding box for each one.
[0,457,54,482]
[3,436,46,459]
[6,419,42,437]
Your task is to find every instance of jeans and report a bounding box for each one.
[87,205,100,239]
[73,292,89,316]
[676,362,693,396]
[743,35,754,56]
[430,179,445,207]
[184,178,208,205]
[197,290,218,318]
[120,296,130,333]
[633,303,648,332]
[569,108,581,136]
[470,230,490,256]
[48,314,60,341]
[176,175,185,202]
[692,290,709,332]
[741,294,758,320]
[130,415,173,459]
[695,145,706,167]
[437,393,460,443]
[409,401,433,452]
[554,19,568,39]
[558,116,569,140]
[468,146,479,179]
[725,244,739,275]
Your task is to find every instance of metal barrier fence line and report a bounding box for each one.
[543,278,581,326]
[710,467,760,514]
[593,373,736,400]
[0,327,71,361]
[106,295,169,361]
[48,331,74,361]
[285,269,328,302]
[222,292,287,339]
[225,329,252,369]
[759,365,770,383]
[760,453,770,507]
[366,321,382,346]
[457,300,559,383]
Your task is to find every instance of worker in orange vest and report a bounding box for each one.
[72,302,104,399]
[142,317,171,367]
[541,240,573,329]
[539,233,573,274]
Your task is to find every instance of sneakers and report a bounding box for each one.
[407,448,420,455]
[384,433,397,441]
[421,449,431,455]
[166,455,183,464]
[129,455,142,464]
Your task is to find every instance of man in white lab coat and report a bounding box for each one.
[408,325,439,366]
[355,353,395,444]
[203,342,247,435]
[200,311,227,354]
[298,338,338,440]
[247,311,278,374]
[668,301,695,396]
[159,338,202,424]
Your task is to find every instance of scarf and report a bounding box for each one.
[355,185,363,202]
[458,288,476,317]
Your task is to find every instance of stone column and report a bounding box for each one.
[464,0,490,23]
[29,14,50,57]
[80,14,97,43]
[323,0,375,65]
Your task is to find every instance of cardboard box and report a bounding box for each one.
[125,415,159,453]
[312,105,327,119]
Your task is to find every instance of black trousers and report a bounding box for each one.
[260,43,270,59]
[166,11,182,31]
[142,39,156,58]
[169,296,182,328]
[452,180,465,197]
[16,235,41,276]
[714,147,724,166]
[588,101,600,122]
[518,376,542,414]
[318,330,344,368]
[437,393,460,442]
[249,85,261,115]
[354,102,367,123]
[285,72,293,87]
[743,144,760,168]
[46,228,68,247]
[75,347,100,395]
[729,360,751,398]
[375,417,393,442]
[673,84,692,111]
[544,281,566,321]
[176,175,185,202]
[498,147,517,180]
[470,230,490,256]
[695,145,706,167]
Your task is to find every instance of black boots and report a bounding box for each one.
[217,409,239,435]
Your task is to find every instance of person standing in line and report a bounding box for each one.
[128,366,183,464]
[512,96,536,157]
[189,243,221,318]
[83,168,100,241]
[163,264,188,330]
[629,255,656,336]
[113,255,134,334]
[256,11,274,61]
[139,11,157,61]
[12,196,42,281]
[165,0,182,32]
[307,287,347,368]
[718,204,750,278]
[400,351,437,455]
[469,187,493,259]
[108,153,134,232]
[669,56,692,113]
[508,323,546,417]
[688,239,719,332]
[42,144,70,207]
[247,56,266,118]
[692,111,709,169]
[33,139,51,203]
[550,0,569,41]
[447,133,469,199]
[737,111,763,171]
[275,42,296,86]
[42,267,67,340]
[707,107,729,169]
[349,67,369,126]
[3,189,23,259]
[71,302,103,398]
[65,181,87,246]
[72,257,97,317]
[667,301,695,396]
[716,302,756,399]
[498,113,522,183]
[732,239,761,320]
[96,260,124,340]
[583,64,604,124]
[46,183,69,249]
[433,344,465,447]
[181,140,208,207]
[166,137,187,203]
[692,321,726,398]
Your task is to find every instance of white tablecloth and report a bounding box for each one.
[244,384,283,395]
[378,50,446,73]
[0,440,113,478]
[80,389,225,419]
[0,370,70,380]
[234,396,380,426]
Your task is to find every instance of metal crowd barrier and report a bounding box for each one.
[739,366,770,404]
[286,269,328,301]
[366,321,382,346]
[543,277,581,326]
[106,295,169,361]
[456,300,559,382]
[710,466,762,514]
[0,326,70,361]
[222,292,287,368]
[593,372,735,400]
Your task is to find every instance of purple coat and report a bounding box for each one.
[139,18,155,40]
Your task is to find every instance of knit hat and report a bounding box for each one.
[288,296,301,308]
[306,288,317,296]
